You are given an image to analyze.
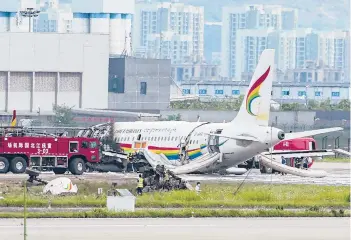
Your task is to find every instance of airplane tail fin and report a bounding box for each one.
[233,49,275,127]
[10,110,17,127]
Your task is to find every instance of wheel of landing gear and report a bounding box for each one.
[53,168,67,174]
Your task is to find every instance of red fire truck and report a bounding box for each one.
[0,132,101,175]
[255,137,328,173]
[239,137,329,173]
[273,137,316,152]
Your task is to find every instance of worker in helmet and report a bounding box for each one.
[164,169,170,190]
[136,174,144,195]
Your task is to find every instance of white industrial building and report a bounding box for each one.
[0,32,109,113]
[0,0,134,56]
[133,1,204,63]
[71,0,134,56]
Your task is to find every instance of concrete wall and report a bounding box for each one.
[108,57,171,111]
[0,32,109,112]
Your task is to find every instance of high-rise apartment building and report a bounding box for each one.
[221,4,298,79]
[234,28,274,80]
[33,0,73,33]
[133,1,204,63]
[317,31,349,70]
[268,28,318,72]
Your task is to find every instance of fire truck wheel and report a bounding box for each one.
[69,158,86,175]
[0,157,10,174]
[53,168,67,175]
[10,157,27,174]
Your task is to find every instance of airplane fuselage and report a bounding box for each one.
[113,121,284,172]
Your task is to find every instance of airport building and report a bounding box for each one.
[108,57,171,112]
[0,32,109,113]
[179,81,350,103]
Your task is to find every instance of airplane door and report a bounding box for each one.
[208,129,222,153]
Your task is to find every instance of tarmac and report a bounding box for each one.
[0,162,349,186]
[0,218,349,240]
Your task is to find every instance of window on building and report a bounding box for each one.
[183,89,190,94]
[215,89,224,95]
[282,90,290,96]
[331,91,340,97]
[198,89,207,95]
[298,91,306,97]
[232,90,240,95]
[108,76,125,93]
[315,91,321,97]
[140,82,147,95]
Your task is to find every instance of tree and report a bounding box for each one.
[167,114,182,121]
[307,100,319,110]
[52,104,75,126]
[337,99,350,111]
[170,96,350,112]
[170,95,244,111]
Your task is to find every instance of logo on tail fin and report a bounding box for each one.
[246,66,271,116]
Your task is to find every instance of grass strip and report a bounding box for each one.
[0,184,349,208]
[321,157,351,163]
[0,208,349,218]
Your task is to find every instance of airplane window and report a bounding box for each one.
[168,137,170,141]
[196,140,199,144]
[158,137,160,141]
[171,137,174,141]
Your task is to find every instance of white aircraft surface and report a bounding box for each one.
[113,49,343,175]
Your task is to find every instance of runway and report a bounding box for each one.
[0,162,349,186]
[0,218,349,240]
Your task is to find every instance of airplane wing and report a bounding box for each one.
[204,133,259,142]
[284,127,343,140]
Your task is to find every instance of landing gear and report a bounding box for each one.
[53,168,67,174]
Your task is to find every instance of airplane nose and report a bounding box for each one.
[278,131,285,140]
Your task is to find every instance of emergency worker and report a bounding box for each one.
[137,174,144,195]
[164,170,170,190]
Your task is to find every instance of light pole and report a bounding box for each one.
[23,178,27,240]
[20,8,40,32]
